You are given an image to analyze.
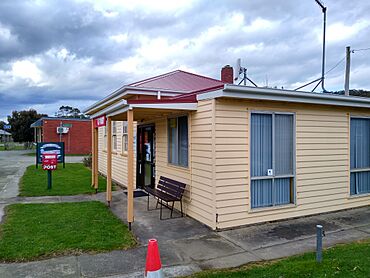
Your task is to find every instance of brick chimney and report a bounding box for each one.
[221,65,234,84]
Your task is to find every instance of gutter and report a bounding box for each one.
[197,84,370,109]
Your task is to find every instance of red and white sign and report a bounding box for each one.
[42,154,58,170]
[94,116,106,128]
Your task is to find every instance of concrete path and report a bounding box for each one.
[0,151,369,277]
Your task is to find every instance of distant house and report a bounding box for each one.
[31,117,92,155]
[85,66,370,230]
[0,129,12,143]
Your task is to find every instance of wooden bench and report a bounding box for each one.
[144,176,186,220]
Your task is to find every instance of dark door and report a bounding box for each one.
[136,125,155,189]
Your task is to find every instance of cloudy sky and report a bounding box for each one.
[1,0,370,121]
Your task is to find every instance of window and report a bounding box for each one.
[168,116,188,167]
[350,117,370,195]
[103,126,107,150]
[112,121,117,151]
[122,122,128,153]
[251,112,295,208]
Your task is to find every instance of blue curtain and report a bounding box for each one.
[274,178,291,205]
[168,119,178,164]
[350,118,370,195]
[275,115,293,175]
[251,113,293,208]
[178,116,188,167]
[251,114,272,177]
[251,179,272,208]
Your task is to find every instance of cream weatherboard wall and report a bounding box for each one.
[213,98,370,229]
[146,99,215,229]
[97,122,136,188]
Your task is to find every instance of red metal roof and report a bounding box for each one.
[129,70,225,93]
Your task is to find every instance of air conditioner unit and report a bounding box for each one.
[56,127,69,134]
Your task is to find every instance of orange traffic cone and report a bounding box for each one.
[145,239,164,278]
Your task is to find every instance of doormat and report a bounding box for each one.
[124,190,148,198]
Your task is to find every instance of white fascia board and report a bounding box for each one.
[198,84,370,109]
[84,86,127,114]
[131,103,198,110]
[108,105,131,117]
[90,100,127,118]
[196,89,224,101]
[84,87,183,114]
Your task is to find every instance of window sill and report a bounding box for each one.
[120,152,128,157]
[348,192,370,199]
[249,203,296,214]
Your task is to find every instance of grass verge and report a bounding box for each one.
[23,152,88,156]
[0,201,136,262]
[20,163,109,196]
[187,239,370,278]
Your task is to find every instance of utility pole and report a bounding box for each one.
[344,46,351,96]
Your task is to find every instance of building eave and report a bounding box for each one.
[83,86,187,115]
[197,84,370,109]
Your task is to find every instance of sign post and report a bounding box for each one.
[42,154,57,190]
[36,142,65,168]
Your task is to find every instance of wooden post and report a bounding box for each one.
[127,109,134,229]
[106,117,112,205]
[94,126,99,192]
[91,120,95,187]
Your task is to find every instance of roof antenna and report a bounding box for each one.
[315,0,327,92]
[234,58,258,87]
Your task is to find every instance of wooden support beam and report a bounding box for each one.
[106,117,112,204]
[93,126,99,192]
[127,109,134,227]
[91,120,95,187]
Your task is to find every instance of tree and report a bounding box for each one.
[329,89,370,97]
[0,120,5,130]
[55,105,87,118]
[7,109,46,142]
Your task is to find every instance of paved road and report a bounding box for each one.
[0,150,34,200]
[0,151,84,220]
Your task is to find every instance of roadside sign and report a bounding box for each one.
[42,153,57,190]
[3,125,11,130]
[94,116,106,128]
[36,142,65,168]
[62,123,72,128]
[42,154,57,170]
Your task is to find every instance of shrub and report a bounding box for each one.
[83,153,92,168]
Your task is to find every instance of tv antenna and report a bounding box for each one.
[234,58,258,87]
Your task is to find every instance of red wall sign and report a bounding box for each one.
[94,116,106,128]
[42,154,58,170]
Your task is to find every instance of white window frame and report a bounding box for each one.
[112,121,117,151]
[122,121,128,154]
[350,116,370,196]
[249,110,297,210]
[167,115,189,168]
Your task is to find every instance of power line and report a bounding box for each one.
[352,47,370,52]
[325,56,345,75]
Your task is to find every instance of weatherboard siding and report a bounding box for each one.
[214,98,370,229]
[152,99,215,228]
[97,122,136,188]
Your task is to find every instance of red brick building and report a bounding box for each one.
[31,117,91,154]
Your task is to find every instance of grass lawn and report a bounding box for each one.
[20,163,109,196]
[23,152,88,156]
[188,239,370,278]
[0,202,136,262]
[0,145,27,151]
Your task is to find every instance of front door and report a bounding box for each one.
[136,125,155,189]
